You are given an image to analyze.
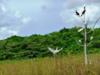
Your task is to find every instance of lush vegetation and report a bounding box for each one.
[0,27,99,60]
[0,54,99,75]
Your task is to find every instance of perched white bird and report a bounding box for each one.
[78,28,84,32]
[79,39,82,43]
[90,36,93,40]
[48,47,63,55]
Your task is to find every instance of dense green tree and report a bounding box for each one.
[0,27,99,60]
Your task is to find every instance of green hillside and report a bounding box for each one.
[0,27,99,60]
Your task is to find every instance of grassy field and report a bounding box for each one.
[0,54,99,75]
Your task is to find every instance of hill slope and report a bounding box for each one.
[0,27,99,60]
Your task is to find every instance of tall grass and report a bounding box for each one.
[0,54,99,75]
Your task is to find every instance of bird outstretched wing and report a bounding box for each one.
[81,6,86,16]
[59,48,63,51]
[48,47,54,53]
[55,48,63,53]
[75,10,80,16]
[48,47,63,54]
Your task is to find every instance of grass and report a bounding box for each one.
[0,54,99,75]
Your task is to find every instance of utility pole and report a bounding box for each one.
[83,7,88,65]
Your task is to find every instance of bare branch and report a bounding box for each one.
[93,17,100,29]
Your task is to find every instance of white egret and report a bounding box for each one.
[48,47,63,55]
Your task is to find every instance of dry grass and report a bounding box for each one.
[0,54,99,75]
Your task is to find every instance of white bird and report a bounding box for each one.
[48,47,63,55]
[79,39,82,43]
[90,36,93,40]
[78,28,84,32]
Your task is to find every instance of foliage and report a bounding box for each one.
[0,27,99,60]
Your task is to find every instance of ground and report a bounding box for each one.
[0,54,99,75]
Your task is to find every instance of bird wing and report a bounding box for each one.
[76,11,79,16]
[48,47,54,53]
[56,48,63,52]
[59,48,63,51]
[55,48,62,53]
[81,7,86,16]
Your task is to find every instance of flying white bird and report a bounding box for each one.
[78,28,84,32]
[48,47,63,55]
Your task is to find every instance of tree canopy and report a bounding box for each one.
[0,27,99,60]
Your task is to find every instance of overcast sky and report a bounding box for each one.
[0,0,100,39]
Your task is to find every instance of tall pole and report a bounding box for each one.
[84,24,88,65]
[75,5,100,65]
[83,10,88,65]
